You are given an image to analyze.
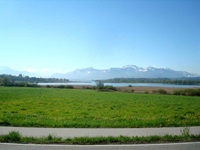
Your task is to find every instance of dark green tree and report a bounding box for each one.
[96,80,104,91]
[0,78,12,86]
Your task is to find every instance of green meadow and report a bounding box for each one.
[0,87,199,128]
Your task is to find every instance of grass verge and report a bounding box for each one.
[0,131,199,144]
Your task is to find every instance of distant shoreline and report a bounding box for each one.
[38,82,200,88]
[38,82,200,94]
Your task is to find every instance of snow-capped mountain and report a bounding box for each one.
[1,65,197,80]
[52,65,197,80]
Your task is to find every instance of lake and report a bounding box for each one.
[38,82,200,88]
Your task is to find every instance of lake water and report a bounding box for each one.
[38,82,200,88]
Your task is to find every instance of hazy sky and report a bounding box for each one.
[0,0,200,75]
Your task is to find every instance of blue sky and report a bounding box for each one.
[0,0,200,76]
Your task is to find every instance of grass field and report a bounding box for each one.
[0,87,199,128]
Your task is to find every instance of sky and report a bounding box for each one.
[0,0,200,76]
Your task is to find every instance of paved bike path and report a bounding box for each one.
[0,126,200,138]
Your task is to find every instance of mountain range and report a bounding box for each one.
[51,65,198,80]
[0,65,198,80]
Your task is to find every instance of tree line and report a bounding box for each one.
[101,77,200,85]
[0,74,69,86]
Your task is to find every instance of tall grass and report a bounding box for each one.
[0,131,21,142]
[173,88,200,96]
[0,131,199,144]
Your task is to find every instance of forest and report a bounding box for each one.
[0,74,69,86]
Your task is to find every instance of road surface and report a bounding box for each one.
[0,142,200,150]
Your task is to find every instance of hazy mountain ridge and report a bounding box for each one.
[0,66,40,77]
[0,65,198,80]
[52,65,198,80]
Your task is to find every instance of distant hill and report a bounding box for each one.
[52,65,198,80]
[0,66,40,77]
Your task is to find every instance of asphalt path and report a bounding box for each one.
[0,126,200,138]
[1,142,200,150]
